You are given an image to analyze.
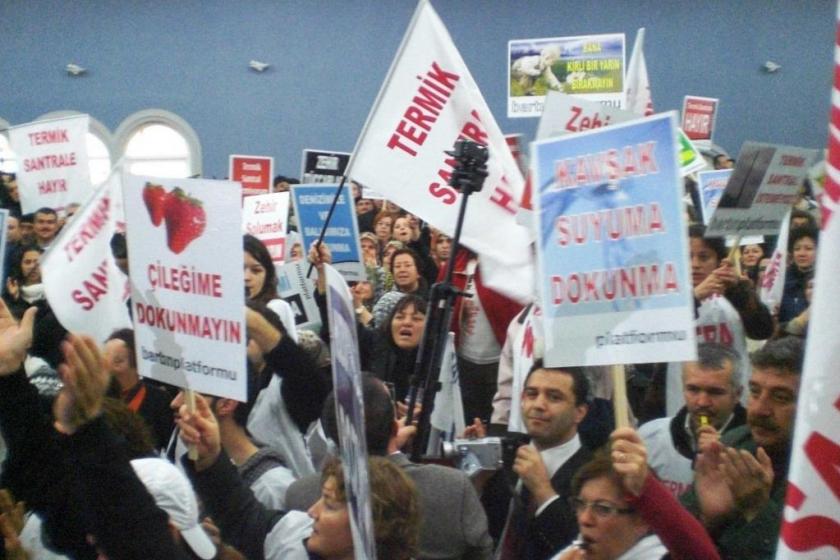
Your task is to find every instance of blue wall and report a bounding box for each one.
[1,1,834,178]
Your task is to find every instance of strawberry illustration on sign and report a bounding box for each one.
[164,187,206,254]
[142,182,168,226]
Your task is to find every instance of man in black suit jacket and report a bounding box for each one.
[494,359,593,560]
[285,375,493,560]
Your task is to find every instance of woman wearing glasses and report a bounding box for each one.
[553,428,720,560]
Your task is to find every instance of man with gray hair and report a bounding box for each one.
[638,342,746,497]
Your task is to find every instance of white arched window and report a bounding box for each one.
[36,111,114,186]
[115,110,201,178]
[0,118,17,174]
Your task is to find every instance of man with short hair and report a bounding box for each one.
[681,336,804,558]
[33,207,59,249]
[639,342,745,497]
[495,359,592,560]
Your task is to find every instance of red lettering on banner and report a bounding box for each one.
[134,302,241,343]
[780,482,840,553]
[387,61,461,157]
[550,262,679,305]
[22,152,77,172]
[565,105,610,133]
[38,179,67,194]
[780,155,806,167]
[63,196,110,263]
[71,259,109,311]
[553,142,658,189]
[27,129,69,145]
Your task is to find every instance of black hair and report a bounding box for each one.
[688,224,727,261]
[243,234,279,305]
[524,358,590,406]
[790,208,818,230]
[34,207,57,218]
[381,294,427,345]
[321,373,394,456]
[106,328,137,369]
[787,224,819,254]
[750,336,805,376]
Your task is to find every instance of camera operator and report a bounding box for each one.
[484,359,593,560]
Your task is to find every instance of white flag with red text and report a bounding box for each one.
[759,209,790,315]
[625,28,654,117]
[776,5,840,556]
[42,170,130,342]
[347,0,532,303]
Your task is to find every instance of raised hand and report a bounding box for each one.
[609,427,649,496]
[54,334,110,435]
[693,440,735,526]
[177,392,221,471]
[0,299,36,376]
[720,447,774,522]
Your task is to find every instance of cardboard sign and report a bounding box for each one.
[531,112,696,367]
[229,155,273,194]
[242,192,290,264]
[324,264,376,560]
[696,169,732,224]
[537,92,706,176]
[291,184,364,282]
[681,96,718,147]
[301,149,350,184]
[277,260,321,331]
[8,114,92,214]
[508,33,626,118]
[124,175,246,401]
[706,142,818,236]
[42,171,130,341]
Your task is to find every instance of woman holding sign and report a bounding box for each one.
[666,226,773,414]
[243,235,297,334]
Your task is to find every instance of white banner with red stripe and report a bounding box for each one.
[776,4,840,556]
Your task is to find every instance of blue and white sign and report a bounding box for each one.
[531,111,696,366]
[696,169,732,225]
[291,184,364,282]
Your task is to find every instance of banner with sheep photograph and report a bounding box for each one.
[508,33,625,118]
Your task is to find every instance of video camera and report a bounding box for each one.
[442,435,529,478]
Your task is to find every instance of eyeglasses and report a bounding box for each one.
[569,497,635,518]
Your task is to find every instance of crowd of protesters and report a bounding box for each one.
[0,161,823,559]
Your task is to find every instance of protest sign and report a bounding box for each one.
[696,169,732,224]
[426,332,466,455]
[531,112,696,367]
[124,175,246,402]
[42,171,130,341]
[508,33,625,118]
[681,96,718,148]
[349,0,532,303]
[229,154,273,195]
[292,184,364,282]
[8,114,91,214]
[536,92,706,176]
[706,142,817,236]
[301,149,351,184]
[759,209,790,314]
[242,192,290,263]
[277,260,321,331]
[324,264,376,560]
